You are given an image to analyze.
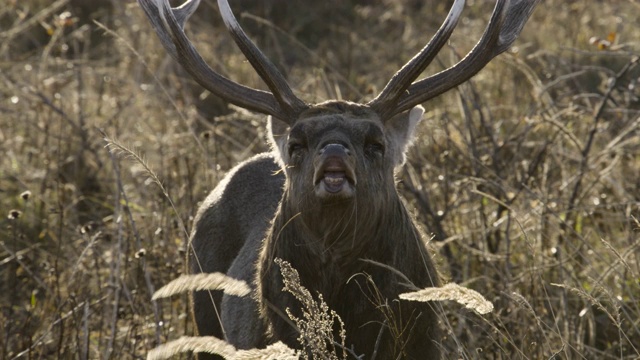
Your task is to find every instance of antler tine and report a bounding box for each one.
[392,0,540,116]
[368,0,465,119]
[217,0,308,119]
[171,0,200,28]
[137,0,196,60]
[138,0,294,121]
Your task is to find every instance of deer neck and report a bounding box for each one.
[269,190,417,271]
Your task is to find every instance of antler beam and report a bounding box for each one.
[216,0,308,119]
[368,0,465,118]
[371,0,540,120]
[138,0,307,122]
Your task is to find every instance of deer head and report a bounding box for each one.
[139,0,538,246]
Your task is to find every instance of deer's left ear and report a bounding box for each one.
[385,105,424,168]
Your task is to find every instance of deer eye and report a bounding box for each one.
[288,142,305,157]
[365,141,385,157]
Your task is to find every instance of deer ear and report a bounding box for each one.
[267,115,290,165]
[385,105,424,168]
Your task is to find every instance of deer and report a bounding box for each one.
[138,0,538,358]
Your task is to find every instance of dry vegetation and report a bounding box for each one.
[1,0,639,359]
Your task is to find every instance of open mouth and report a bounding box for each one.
[314,158,356,197]
[322,171,348,193]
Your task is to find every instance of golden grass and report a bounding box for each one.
[152,273,251,300]
[147,336,297,360]
[400,283,494,315]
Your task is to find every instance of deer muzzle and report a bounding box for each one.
[313,143,356,200]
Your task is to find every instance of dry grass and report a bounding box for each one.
[275,258,347,360]
[1,0,639,359]
[152,273,250,300]
[147,337,297,360]
[400,283,494,315]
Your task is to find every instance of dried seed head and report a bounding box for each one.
[20,190,31,201]
[80,222,95,234]
[8,209,22,220]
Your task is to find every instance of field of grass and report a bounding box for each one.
[1,0,639,359]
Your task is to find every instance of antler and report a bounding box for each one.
[368,0,465,117]
[138,0,307,122]
[370,0,540,120]
[139,0,538,122]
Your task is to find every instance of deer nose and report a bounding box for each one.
[319,143,350,156]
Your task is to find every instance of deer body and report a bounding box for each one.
[189,153,283,350]
[228,102,440,358]
[191,102,441,358]
[138,0,538,358]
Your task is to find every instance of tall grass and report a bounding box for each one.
[1,0,638,359]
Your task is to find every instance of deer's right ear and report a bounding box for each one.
[267,116,290,165]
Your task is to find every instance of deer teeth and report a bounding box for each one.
[323,171,346,192]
